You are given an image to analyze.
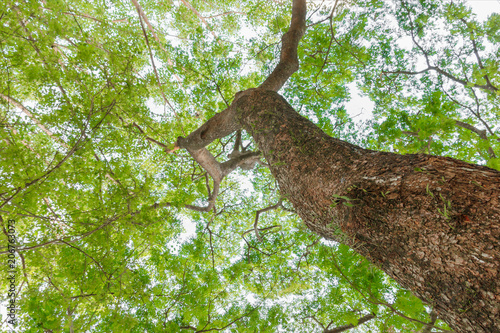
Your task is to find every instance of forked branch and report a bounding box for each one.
[183,146,262,212]
[174,0,307,153]
[171,0,307,212]
[389,2,498,93]
[253,199,283,242]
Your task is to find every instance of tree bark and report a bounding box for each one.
[234,89,500,333]
[324,313,375,333]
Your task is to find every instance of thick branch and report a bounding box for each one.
[259,0,307,91]
[173,0,306,215]
[183,147,261,212]
[176,104,240,151]
[454,120,487,139]
[227,130,242,158]
[186,147,224,182]
[220,151,261,175]
[174,0,307,152]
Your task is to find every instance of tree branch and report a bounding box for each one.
[132,1,177,115]
[392,2,497,93]
[304,315,325,330]
[130,0,164,50]
[131,121,173,151]
[419,310,438,333]
[174,0,307,153]
[454,120,497,159]
[259,0,307,91]
[129,0,184,84]
[459,17,496,91]
[176,101,241,151]
[323,314,376,333]
[182,146,261,212]
[172,0,306,215]
[253,199,283,242]
[383,67,497,92]
[179,0,219,41]
[204,11,246,19]
[0,93,69,149]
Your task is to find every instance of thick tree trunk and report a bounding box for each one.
[234,89,500,333]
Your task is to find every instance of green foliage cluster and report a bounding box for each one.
[0,0,497,331]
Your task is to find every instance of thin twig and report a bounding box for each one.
[253,199,283,242]
[132,2,177,115]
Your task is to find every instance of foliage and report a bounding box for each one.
[0,0,497,331]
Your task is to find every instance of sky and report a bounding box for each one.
[2,1,498,330]
[344,0,500,122]
[467,0,500,20]
[179,0,500,254]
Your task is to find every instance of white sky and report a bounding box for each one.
[467,0,500,20]
[344,0,500,122]
[181,0,500,250]
[2,2,498,331]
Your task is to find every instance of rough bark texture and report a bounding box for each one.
[175,0,306,151]
[174,0,500,331]
[258,0,306,91]
[234,89,500,333]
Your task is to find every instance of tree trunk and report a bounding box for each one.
[235,89,500,333]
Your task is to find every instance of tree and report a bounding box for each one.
[1,0,499,332]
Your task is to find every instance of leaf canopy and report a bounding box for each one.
[0,0,498,331]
